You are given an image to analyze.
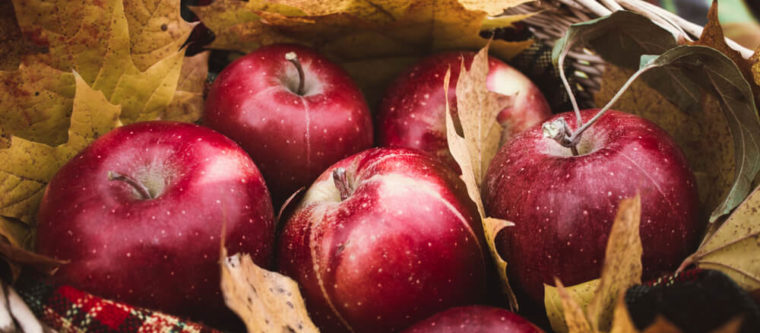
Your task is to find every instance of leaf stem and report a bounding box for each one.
[285,52,305,96]
[108,171,152,200]
[558,47,583,128]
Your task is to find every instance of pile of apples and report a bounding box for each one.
[34,43,702,332]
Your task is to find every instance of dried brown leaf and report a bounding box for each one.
[220,249,319,333]
[595,65,732,223]
[554,278,594,333]
[0,217,67,281]
[162,51,209,123]
[587,195,643,332]
[444,44,517,308]
[692,185,760,290]
[545,279,599,333]
[609,292,637,333]
[690,0,759,106]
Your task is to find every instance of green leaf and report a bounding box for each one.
[551,11,677,70]
[638,45,760,222]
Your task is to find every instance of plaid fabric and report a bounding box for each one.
[15,277,221,333]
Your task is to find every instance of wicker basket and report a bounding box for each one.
[507,0,753,104]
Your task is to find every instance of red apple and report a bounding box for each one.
[278,147,488,332]
[401,305,544,333]
[483,109,701,306]
[36,121,275,326]
[377,51,551,169]
[203,44,373,204]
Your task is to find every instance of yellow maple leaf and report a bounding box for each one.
[0,73,122,225]
[3,0,189,146]
[123,0,197,71]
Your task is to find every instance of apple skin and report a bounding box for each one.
[401,305,545,333]
[278,147,488,332]
[483,109,701,306]
[36,121,275,326]
[203,44,373,204]
[376,51,551,169]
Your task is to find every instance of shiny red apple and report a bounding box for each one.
[377,51,551,169]
[203,44,373,204]
[36,121,275,326]
[401,305,544,333]
[483,109,701,306]
[278,147,488,332]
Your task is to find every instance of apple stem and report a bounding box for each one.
[108,171,153,200]
[285,52,305,96]
[558,47,583,128]
[548,63,655,154]
[332,167,352,201]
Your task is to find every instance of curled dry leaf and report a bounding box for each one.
[0,217,67,281]
[689,185,760,290]
[545,196,643,333]
[220,249,319,333]
[554,278,593,333]
[689,0,759,107]
[0,73,121,225]
[443,44,517,308]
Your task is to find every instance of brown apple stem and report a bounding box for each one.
[108,171,153,200]
[332,167,352,201]
[285,52,305,96]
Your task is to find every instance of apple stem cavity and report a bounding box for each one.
[332,167,352,201]
[108,171,153,200]
[285,52,305,96]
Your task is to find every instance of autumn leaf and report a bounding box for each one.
[443,44,517,308]
[690,0,759,106]
[586,195,643,332]
[0,73,122,225]
[609,293,637,333]
[0,216,67,281]
[595,65,730,215]
[193,0,533,109]
[554,10,760,223]
[123,0,197,71]
[0,2,45,71]
[545,279,599,333]
[687,184,760,291]
[545,196,643,333]
[554,278,594,333]
[4,0,188,145]
[220,249,318,333]
[161,51,210,123]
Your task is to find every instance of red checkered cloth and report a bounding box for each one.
[15,277,221,333]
